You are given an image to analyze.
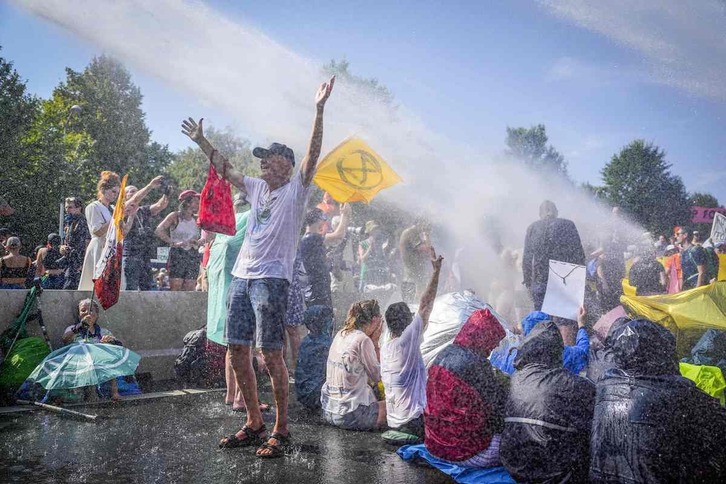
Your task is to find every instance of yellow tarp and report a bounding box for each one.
[719,253,726,282]
[679,362,726,406]
[313,137,402,204]
[620,282,726,356]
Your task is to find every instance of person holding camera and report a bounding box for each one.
[61,197,91,290]
[123,176,170,291]
[155,189,202,291]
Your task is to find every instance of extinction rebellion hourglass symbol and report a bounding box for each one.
[336,150,385,190]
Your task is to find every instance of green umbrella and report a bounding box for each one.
[27,342,141,390]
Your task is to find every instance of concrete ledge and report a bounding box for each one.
[0,289,208,380]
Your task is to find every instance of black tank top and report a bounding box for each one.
[43,246,64,270]
[0,257,31,280]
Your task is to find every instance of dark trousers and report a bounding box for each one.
[63,263,82,290]
[124,255,154,291]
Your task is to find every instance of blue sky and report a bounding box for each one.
[2,0,725,202]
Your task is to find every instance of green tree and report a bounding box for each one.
[601,140,691,234]
[505,124,568,176]
[54,55,174,189]
[167,126,258,192]
[689,192,720,208]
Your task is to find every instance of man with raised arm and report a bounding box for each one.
[181,76,335,458]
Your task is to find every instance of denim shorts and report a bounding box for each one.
[225,277,290,349]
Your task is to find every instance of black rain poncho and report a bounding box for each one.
[500,322,595,483]
[590,319,726,483]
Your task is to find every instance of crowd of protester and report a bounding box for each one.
[3,76,726,479]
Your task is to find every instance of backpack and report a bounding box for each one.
[174,327,207,383]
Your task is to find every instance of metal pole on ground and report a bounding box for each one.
[16,399,98,421]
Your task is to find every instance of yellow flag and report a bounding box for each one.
[314,137,402,204]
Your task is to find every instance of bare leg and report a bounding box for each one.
[225,349,245,408]
[376,401,387,428]
[169,278,183,291]
[110,378,121,401]
[256,348,289,457]
[228,344,264,434]
[182,278,197,291]
[285,325,301,374]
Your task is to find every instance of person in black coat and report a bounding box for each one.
[590,319,726,483]
[522,201,585,311]
[500,321,595,483]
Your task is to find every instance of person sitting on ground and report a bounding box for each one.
[294,305,334,410]
[590,319,726,482]
[424,308,507,468]
[0,236,32,289]
[496,309,590,375]
[35,233,67,289]
[586,317,630,384]
[380,248,443,443]
[500,319,595,483]
[321,299,387,430]
[61,298,123,400]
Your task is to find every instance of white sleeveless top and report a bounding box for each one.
[170,215,200,250]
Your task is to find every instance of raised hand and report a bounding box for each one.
[430,247,444,272]
[315,76,335,108]
[181,117,205,144]
[149,175,165,187]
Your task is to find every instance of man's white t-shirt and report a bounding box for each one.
[232,174,309,281]
[380,313,427,428]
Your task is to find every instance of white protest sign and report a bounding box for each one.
[541,260,586,321]
[154,246,170,264]
[711,212,726,244]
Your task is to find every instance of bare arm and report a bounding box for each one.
[181,118,246,193]
[155,212,185,248]
[92,223,110,238]
[324,203,351,245]
[35,248,46,276]
[696,264,706,287]
[300,76,335,187]
[149,194,169,217]
[125,176,164,209]
[418,248,444,328]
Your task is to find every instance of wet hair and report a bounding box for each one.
[341,300,380,335]
[5,236,21,248]
[539,200,558,219]
[77,298,100,318]
[47,233,62,246]
[64,197,83,209]
[385,302,414,337]
[96,171,120,199]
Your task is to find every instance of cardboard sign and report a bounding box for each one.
[692,206,726,224]
[541,260,586,321]
[710,212,726,244]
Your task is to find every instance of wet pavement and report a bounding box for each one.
[0,389,452,483]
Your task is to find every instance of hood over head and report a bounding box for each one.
[610,319,679,376]
[514,321,564,370]
[521,311,551,336]
[453,308,505,357]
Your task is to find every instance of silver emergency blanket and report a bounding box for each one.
[420,291,511,368]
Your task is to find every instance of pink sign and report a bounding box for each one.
[691,206,726,224]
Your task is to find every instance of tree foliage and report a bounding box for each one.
[505,124,568,177]
[600,140,691,235]
[689,192,720,208]
[1,54,174,249]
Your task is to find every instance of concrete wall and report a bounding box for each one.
[0,290,207,381]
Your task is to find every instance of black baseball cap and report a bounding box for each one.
[253,142,295,166]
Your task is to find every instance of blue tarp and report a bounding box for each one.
[397,444,515,484]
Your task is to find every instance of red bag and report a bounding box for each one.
[198,162,236,236]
